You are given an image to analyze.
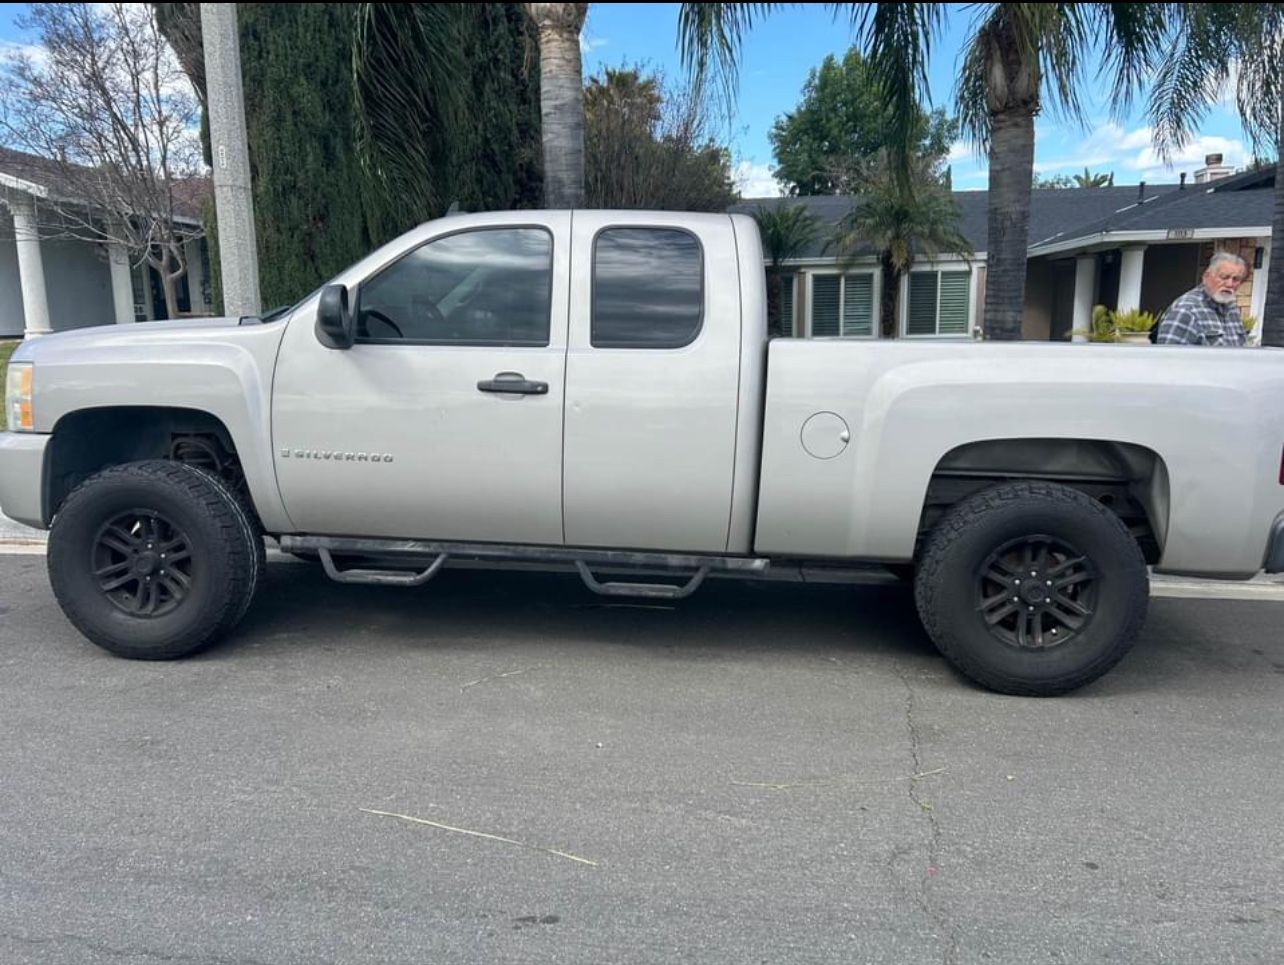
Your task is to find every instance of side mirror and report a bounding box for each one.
[316,284,356,350]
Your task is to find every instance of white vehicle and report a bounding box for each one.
[3,210,1283,695]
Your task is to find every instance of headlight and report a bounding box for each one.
[5,362,33,431]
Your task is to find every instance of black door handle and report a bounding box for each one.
[477,371,548,395]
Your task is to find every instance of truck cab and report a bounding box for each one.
[270,210,765,554]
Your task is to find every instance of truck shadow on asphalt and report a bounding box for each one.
[235,560,937,661]
[210,560,1284,698]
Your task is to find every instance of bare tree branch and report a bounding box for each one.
[0,2,206,316]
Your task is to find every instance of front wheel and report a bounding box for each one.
[914,481,1149,696]
[48,461,261,659]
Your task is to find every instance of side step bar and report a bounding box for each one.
[318,548,448,587]
[575,561,707,600]
[281,535,769,600]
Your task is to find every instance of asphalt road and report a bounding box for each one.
[1,554,1282,965]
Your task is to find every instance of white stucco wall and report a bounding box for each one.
[43,238,115,330]
[0,226,24,338]
[0,231,120,335]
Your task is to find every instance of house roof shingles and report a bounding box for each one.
[1031,181,1272,242]
[733,175,1272,261]
[0,145,211,222]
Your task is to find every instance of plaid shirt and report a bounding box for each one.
[1155,286,1247,346]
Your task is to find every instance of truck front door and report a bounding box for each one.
[271,216,569,544]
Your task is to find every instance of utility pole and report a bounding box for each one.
[200,3,260,317]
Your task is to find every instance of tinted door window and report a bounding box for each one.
[357,228,552,345]
[592,228,703,348]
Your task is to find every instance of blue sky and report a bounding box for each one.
[582,3,1253,197]
[1,2,1255,198]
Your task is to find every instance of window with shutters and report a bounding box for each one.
[779,274,796,336]
[905,270,971,337]
[806,272,876,337]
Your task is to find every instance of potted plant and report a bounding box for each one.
[1111,308,1158,344]
[1072,305,1158,343]
[1070,304,1118,342]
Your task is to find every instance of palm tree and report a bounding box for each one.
[524,3,589,208]
[677,3,1167,340]
[1073,167,1114,188]
[352,4,466,220]
[752,203,825,335]
[1149,3,1284,348]
[832,153,972,337]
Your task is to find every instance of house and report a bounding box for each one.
[737,155,1272,344]
[0,147,213,339]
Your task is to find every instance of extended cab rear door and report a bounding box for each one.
[562,212,744,553]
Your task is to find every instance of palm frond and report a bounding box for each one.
[1234,5,1284,154]
[1146,3,1236,159]
[842,2,945,188]
[955,17,994,151]
[832,152,970,273]
[1098,1,1173,117]
[1034,3,1097,127]
[752,202,825,267]
[352,3,466,218]
[677,3,781,115]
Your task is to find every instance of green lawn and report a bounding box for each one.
[0,340,20,430]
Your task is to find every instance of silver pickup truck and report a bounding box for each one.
[3,210,1283,695]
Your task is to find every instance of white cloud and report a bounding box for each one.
[1032,122,1142,174]
[0,40,47,68]
[946,140,975,164]
[735,161,782,199]
[579,34,608,54]
[1031,119,1251,186]
[1118,126,1154,151]
[1130,135,1248,182]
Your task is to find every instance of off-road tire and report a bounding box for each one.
[48,460,260,659]
[914,481,1149,696]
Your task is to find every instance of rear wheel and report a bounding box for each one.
[48,461,260,659]
[914,481,1149,696]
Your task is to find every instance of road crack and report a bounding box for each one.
[900,672,960,965]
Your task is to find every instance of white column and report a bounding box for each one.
[1117,246,1147,313]
[10,197,52,337]
[1250,241,1269,346]
[108,242,135,324]
[1072,254,1096,342]
[184,239,208,314]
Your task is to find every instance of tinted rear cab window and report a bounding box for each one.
[591,228,703,348]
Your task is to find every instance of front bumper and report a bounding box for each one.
[0,431,50,530]
[1267,514,1284,574]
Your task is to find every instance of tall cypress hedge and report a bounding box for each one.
[181,3,541,310]
[237,4,371,309]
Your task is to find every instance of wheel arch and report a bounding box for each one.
[45,406,264,529]
[918,438,1170,565]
